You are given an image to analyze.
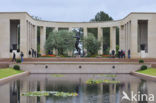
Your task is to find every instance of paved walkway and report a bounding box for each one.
[1,57,156,62]
[22,61,139,64]
[1,58,156,67]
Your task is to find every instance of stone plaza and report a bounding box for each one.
[0,12,156,58]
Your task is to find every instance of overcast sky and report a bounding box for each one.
[0,0,155,22]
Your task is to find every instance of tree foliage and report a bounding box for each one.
[90,11,117,54]
[45,30,75,55]
[88,28,98,39]
[84,33,101,56]
[90,11,113,22]
[31,16,42,20]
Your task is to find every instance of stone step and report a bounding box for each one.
[0,63,9,68]
[151,64,156,68]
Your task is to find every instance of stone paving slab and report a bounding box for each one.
[2,58,156,62]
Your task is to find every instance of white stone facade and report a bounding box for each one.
[0,12,156,58]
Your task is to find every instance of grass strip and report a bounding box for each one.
[0,68,23,79]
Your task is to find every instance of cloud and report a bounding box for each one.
[0,0,155,21]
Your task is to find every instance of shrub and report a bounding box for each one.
[102,55,112,58]
[37,53,41,57]
[140,65,147,70]
[13,65,20,70]
[59,54,71,57]
[45,30,75,55]
[86,54,98,57]
[84,33,101,56]
[41,54,56,57]
[16,59,21,63]
[139,59,144,64]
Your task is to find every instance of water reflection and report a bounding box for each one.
[0,74,156,103]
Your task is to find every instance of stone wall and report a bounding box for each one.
[10,63,150,74]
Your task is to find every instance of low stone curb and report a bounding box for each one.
[0,71,30,85]
[131,72,156,81]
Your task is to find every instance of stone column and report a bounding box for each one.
[0,18,10,58]
[68,27,73,56]
[110,27,116,52]
[125,24,127,52]
[32,25,36,51]
[127,21,131,51]
[28,22,30,54]
[129,21,131,50]
[26,21,29,54]
[31,24,34,50]
[40,26,46,55]
[20,19,28,58]
[123,25,126,51]
[126,23,129,53]
[28,22,32,53]
[119,25,125,50]
[54,27,58,31]
[83,27,87,38]
[31,24,33,50]
[34,25,37,52]
[126,22,130,58]
[127,23,129,52]
[98,27,103,55]
[53,27,58,55]
[30,23,33,49]
[131,20,138,58]
[124,23,128,57]
[83,27,87,54]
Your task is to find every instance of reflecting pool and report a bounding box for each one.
[0,74,156,103]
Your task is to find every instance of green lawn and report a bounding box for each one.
[0,68,23,79]
[137,68,156,76]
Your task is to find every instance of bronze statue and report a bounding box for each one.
[74,33,81,55]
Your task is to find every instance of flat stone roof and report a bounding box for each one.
[0,12,156,23]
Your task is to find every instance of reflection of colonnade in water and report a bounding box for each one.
[18,74,141,103]
[83,82,140,103]
[20,79,46,103]
[1,74,156,103]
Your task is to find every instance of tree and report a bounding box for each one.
[84,33,101,56]
[90,11,113,22]
[31,16,42,20]
[45,30,75,55]
[90,11,116,54]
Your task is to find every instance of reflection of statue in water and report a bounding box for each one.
[74,33,81,55]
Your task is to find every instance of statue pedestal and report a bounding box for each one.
[140,50,146,58]
[76,55,80,58]
[10,50,20,58]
